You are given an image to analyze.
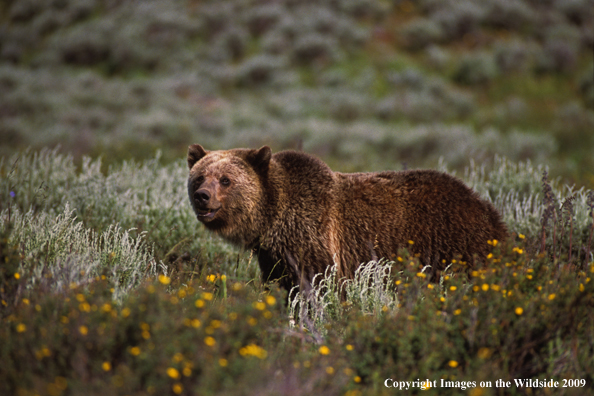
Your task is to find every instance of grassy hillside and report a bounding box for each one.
[0,0,593,185]
[1,149,593,395]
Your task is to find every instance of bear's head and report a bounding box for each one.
[187,144,272,247]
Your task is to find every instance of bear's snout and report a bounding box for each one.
[194,189,211,204]
[191,182,222,222]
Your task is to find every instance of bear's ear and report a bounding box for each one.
[247,146,272,173]
[187,144,208,169]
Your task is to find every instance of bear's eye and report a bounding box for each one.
[196,175,204,184]
[220,177,230,186]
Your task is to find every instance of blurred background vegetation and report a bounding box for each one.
[1,0,593,185]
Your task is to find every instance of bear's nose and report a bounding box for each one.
[194,189,210,204]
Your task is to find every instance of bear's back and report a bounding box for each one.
[273,150,333,179]
[333,168,507,273]
[271,150,336,197]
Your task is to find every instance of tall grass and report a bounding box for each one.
[459,156,594,243]
[2,149,592,296]
[289,260,399,339]
[6,204,160,301]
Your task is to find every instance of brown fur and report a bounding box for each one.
[187,145,508,291]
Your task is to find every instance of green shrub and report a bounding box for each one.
[0,276,292,396]
[399,18,444,50]
[453,52,499,86]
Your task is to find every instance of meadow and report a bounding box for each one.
[1,0,594,394]
[1,149,593,396]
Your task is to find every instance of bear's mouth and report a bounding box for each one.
[196,207,220,221]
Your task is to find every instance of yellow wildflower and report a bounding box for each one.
[477,347,491,359]
[202,292,213,301]
[239,344,268,359]
[265,295,276,306]
[172,383,183,395]
[470,388,485,396]
[167,367,180,379]
[173,353,184,362]
[129,347,141,356]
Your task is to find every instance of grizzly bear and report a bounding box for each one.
[187,145,507,291]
